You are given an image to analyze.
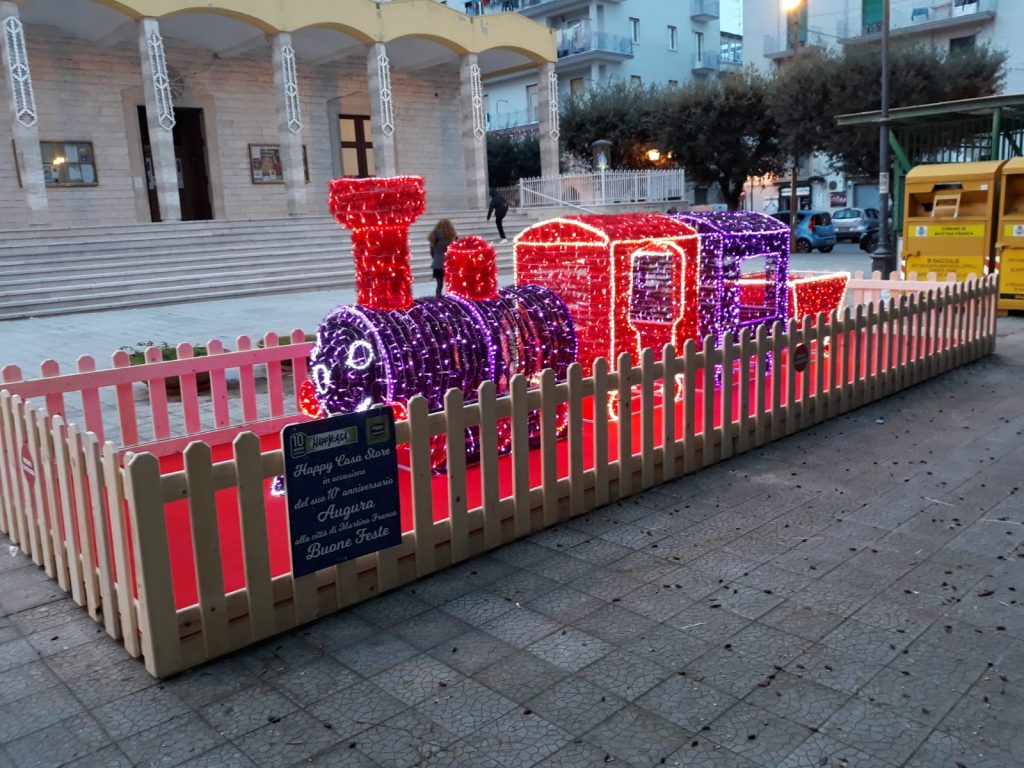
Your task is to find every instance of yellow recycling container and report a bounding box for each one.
[901,160,1006,282]
[996,157,1024,311]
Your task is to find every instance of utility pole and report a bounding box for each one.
[872,0,896,277]
[783,0,803,251]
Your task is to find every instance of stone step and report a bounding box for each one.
[0,215,523,257]
[0,259,518,320]
[4,234,514,276]
[0,209,526,241]
[0,248,515,312]
[0,208,539,320]
[4,250,516,294]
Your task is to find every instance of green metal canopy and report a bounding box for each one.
[836,93,1024,231]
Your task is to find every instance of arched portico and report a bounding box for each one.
[0,0,556,227]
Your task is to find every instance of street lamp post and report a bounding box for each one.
[872,0,896,277]
[783,0,803,250]
[592,139,612,205]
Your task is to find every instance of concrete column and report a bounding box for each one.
[536,62,560,178]
[367,42,397,177]
[272,32,307,216]
[139,17,180,222]
[459,53,488,210]
[0,1,48,225]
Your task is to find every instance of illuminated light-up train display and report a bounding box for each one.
[303,176,576,471]
[300,175,849,473]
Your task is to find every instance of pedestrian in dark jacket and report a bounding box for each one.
[428,219,457,296]
[487,189,508,242]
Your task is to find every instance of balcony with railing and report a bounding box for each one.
[691,0,720,22]
[693,50,721,74]
[836,0,997,43]
[487,107,539,131]
[721,32,743,72]
[556,22,634,61]
[465,0,623,18]
[764,25,830,59]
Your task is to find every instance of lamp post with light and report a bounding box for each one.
[782,0,803,251]
[872,0,896,278]
[592,138,612,205]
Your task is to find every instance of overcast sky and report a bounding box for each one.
[721,0,742,34]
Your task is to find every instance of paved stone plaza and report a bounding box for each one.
[0,307,1021,767]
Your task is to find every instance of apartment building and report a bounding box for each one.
[743,0,1023,214]
[480,0,727,132]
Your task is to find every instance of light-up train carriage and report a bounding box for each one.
[512,212,794,374]
[671,211,792,344]
[512,215,702,375]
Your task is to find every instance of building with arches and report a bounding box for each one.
[0,0,558,228]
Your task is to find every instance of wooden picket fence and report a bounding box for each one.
[0,273,999,677]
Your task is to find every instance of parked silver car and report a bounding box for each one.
[832,207,880,242]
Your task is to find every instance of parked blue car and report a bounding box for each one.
[770,210,837,253]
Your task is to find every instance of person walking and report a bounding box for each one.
[487,189,509,243]
[428,218,457,297]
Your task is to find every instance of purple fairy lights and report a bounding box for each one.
[305,176,578,473]
[670,211,791,346]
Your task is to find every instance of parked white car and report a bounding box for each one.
[832,207,880,242]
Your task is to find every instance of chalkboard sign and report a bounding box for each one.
[282,409,401,578]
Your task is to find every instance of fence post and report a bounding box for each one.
[754,326,768,447]
[770,321,784,441]
[232,432,275,643]
[640,348,656,489]
[661,345,677,482]
[539,369,560,526]
[50,416,84,606]
[125,452,182,678]
[592,358,610,507]
[509,374,531,537]
[477,381,502,547]
[566,364,585,517]
[682,340,698,472]
[616,353,633,497]
[408,396,436,576]
[445,388,470,563]
[84,433,118,639]
[184,441,229,659]
[720,336,735,460]
[814,313,827,424]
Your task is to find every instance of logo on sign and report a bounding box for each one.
[289,426,357,459]
[1015,225,1024,238]
[366,413,390,444]
[915,225,928,237]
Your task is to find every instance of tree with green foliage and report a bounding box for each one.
[555,41,1007,206]
[769,47,837,169]
[662,68,782,210]
[813,42,1007,177]
[486,132,541,188]
[560,81,671,169]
